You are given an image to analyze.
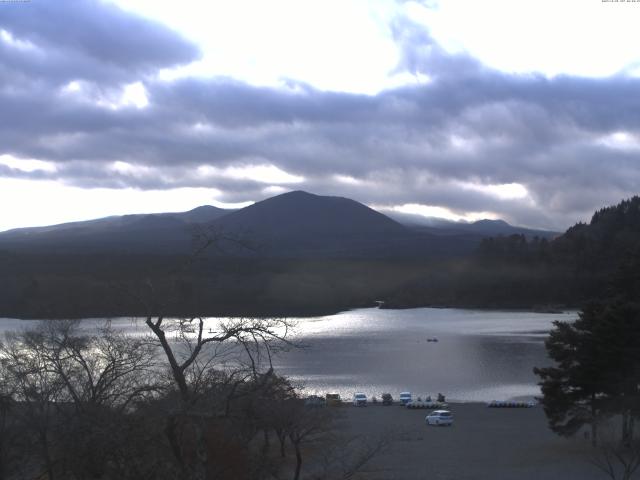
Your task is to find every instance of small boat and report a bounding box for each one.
[426,337,439,342]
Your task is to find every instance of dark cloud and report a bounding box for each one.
[0,0,200,85]
[1,3,639,230]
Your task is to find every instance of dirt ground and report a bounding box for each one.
[333,403,605,480]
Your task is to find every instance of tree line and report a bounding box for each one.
[385,197,640,310]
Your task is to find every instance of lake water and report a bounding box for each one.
[273,307,577,402]
[0,307,577,402]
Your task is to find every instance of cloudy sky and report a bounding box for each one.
[1,0,639,232]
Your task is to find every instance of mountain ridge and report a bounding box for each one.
[0,190,479,258]
[386,212,558,239]
[1,190,555,240]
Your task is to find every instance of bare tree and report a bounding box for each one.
[145,315,292,403]
[1,329,66,480]
[279,399,334,480]
[140,313,294,480]
[0,320,161,480]
[318,431,393,480]
[590,422,640,480]
[0,362,19,480]
[264,399,390,480]
[28,320,159,410]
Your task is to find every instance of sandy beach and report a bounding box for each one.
[334,403,603,480]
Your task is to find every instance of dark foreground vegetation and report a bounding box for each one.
[0,318,385,480]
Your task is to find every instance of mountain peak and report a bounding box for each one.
[267,190,343,203]
[187,205,219,213]
[212,190,407,249]
[278,190,315,198]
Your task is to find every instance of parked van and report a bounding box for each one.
[399,392,412,405]
[325,393,342,406]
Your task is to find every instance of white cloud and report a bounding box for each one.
[334,174,367,186]
[0,28,38,52]
[262,185,288,195]
[197,163,304,184]
[59,80,150,110]
[113,0,402,94]
[121,82,150,109]
[404,0,640,78]
[0,155,57,173]
[458,181,530,201]
[597,131,640,151]
[380,202,499,222]
[109,0,640,93]
[109,161,154,176]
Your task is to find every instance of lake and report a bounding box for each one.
[273,307,576,402]
[0,307,577,402]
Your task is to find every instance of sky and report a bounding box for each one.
[1,0,640,232]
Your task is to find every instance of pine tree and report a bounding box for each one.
[535,301,640,445]
[534,303,608,444]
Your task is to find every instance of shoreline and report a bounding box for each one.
[1,304,580,322]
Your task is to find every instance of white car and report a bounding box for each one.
[399,392,412,405]
[426,410,454,426]
[353,393,367,406]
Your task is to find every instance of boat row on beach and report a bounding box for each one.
[406,400,448,409]
[487,400,535,408]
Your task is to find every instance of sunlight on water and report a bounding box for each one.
[0,308,577,402]
[273,307,577,402]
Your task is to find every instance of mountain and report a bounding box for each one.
[463,219,557,239]
[388,212,558,239]
[0,205,231,254]
[216,191,405,237]
[209,191,418,257]
[0,191,482,258]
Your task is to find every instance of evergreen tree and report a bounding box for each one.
[534,303,608,444]
[535,301,640,445]
[590,301,640,445]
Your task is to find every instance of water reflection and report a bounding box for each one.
[0,308,576,402]
[272,307,576,402]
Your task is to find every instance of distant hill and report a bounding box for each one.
[388,212,558,239]
[0,206,232,254]
[475,195,640,270]
[386,195,640,310]
[551,196,640,270]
